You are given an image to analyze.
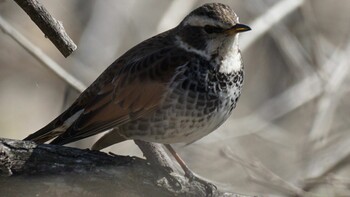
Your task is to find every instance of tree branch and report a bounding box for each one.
[134,140,178,172]
[240,0,304,51]
[0,138,251,197]
[0,15,85,93]
[13,0,77,57]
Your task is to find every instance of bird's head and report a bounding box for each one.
[175,3,250,59]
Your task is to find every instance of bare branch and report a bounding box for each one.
[13,0,77,57]
[302,130,350,191]
[245,0,314,77]
[134,140,178,172]
[223,147,306,196]
[308,43,350,142]
[0,15,86,92]
[0,138,252,197]
[241,0,304,51]
[304,174,350,191]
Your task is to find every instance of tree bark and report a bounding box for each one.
[13,0,77,57]
[0,138,251,197]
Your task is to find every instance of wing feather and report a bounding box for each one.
[25,29,193,145]
[50,48,190,145]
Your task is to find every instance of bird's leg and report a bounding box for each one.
[164,144,217,195]
[164,144,194,178]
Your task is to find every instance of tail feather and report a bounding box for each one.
[91,128,126,150]
[24,104,83,144]
[23,124,65,144]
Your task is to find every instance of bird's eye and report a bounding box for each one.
[204,25,224,34]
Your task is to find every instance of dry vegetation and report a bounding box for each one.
[0,0,350,196]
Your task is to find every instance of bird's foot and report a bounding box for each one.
[185,170,217,196]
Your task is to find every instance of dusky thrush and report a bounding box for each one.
[24,3,250,178]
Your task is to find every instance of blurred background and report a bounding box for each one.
[1,0,350,196]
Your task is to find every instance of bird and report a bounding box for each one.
[24,3,250,179]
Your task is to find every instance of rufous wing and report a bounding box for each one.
[50,48,188,145]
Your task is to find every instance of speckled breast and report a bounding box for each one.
[121,59,244,143]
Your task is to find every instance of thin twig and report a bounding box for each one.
[245,0,314,77]
[304,174,350,191]
[13,0,77,57]
[308,43,350,142]
[302,130,350,191]
[241,0,304,51]
[223,147,306,196]
[0,15,86,92]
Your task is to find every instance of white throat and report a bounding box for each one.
[175,34,243,74]
[218,35,242,74]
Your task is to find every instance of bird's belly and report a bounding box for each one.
[120,86,240,144]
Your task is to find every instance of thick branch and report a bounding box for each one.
[0,138,249,197]
[134,140,177,171]
[13,0,77,57]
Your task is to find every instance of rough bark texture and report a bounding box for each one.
[13,0,77,57]
[0,138,251,197]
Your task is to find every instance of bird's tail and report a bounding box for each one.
[23,122,65,144]
[23,105,83,144]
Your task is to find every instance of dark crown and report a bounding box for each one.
[182,3,239,27]
[174,3,242,53]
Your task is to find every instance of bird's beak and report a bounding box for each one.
[224,23,251,35]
